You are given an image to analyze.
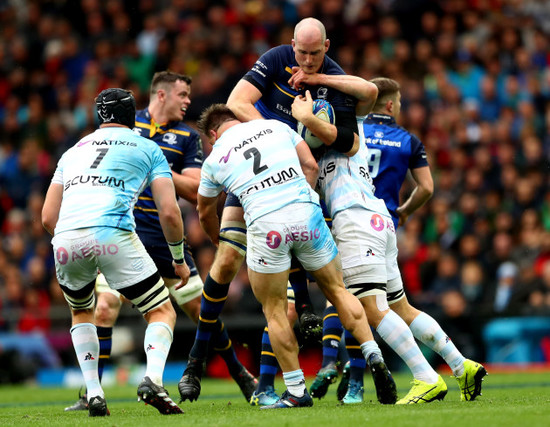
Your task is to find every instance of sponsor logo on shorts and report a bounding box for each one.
[56,244,119,263]
[56,247,69,265]
[258,258,268,266]
[366,249,375,257]
[370,214,385,232]
[282,228,321,243]
[266,231,282,249]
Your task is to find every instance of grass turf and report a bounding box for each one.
[1,370,550,426]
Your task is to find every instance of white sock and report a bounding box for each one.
[283,369,306,397]
[409,312,466,376]
[70,323,103,399]
[360,339,382,360]
[144,322,173,386]
[377,311,438,384]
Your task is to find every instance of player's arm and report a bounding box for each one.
[197,194,220,246]
[295,140,319,189]
[396,166,434,227]
[41,183,63,235]
[289,69,378,116]
[226,79,265,122]
[292,90,359,157]
[151,176,190,284]
[172,168,200,204]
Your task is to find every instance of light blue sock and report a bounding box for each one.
[71,323,103,399]
[409,312,466,376]
[144,322,173,386]
[283,369,306,397]
[377,311,438,383]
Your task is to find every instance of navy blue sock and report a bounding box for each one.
[257,327,278,392]
[344,329,366,383]
[212,319,242,377]
[189,274,230,361]
[321,306,343,366]
[96,326,112,382]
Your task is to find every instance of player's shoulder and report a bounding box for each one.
[323,54,346,76]
[170,120,200,137]
[260,44,294,65]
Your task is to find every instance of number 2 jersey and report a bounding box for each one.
[358,113,429,228]
[132,108,203,243]
[199,119,319,226]
[51,127,172,235]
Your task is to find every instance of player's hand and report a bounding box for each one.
[288,67,321,89]
[173,261,191,288]
[396,206,409,227]
[292,90,314,122]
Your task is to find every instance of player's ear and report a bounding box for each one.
[291,39,296,49]
[324,39,330,52]
[208,129,217,144]
[387,99,393,114]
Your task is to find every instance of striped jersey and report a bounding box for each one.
[132,108,203,242]
[242,45,357,130]
[51,127,172,234]
[199,119,319,225]
[316,141,390,220]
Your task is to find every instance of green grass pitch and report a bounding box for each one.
[1,370,550,426]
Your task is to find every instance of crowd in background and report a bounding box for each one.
[1,0,550,369]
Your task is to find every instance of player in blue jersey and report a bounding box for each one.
[42,88,189,416]
[179,17,378,406]
[190,103,395,409]
[64,73,256,413]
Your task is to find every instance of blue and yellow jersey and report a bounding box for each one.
[242,45,357,130]
[132,108,203,244]
[358,113,429,228]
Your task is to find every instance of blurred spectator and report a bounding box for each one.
[0,1,548,369]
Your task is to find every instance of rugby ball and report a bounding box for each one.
[297,99,335,149]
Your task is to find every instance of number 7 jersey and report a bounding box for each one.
[51,127,172,234]
[199,119,319,226]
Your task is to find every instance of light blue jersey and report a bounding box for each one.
[316,141,390,219]
[52,127,172,234]
[199,119,319,225]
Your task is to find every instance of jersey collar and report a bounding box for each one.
[366,113,395,125]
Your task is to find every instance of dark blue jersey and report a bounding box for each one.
[132,108,203,249]
[360,113,429,229]
[242,45,357,130]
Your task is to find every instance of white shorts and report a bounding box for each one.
[332,208,401,297]
[53,227,158,292]
[95,271,204,307]
[246,203,337,274]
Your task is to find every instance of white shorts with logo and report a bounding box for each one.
[332,208,402,298]
[52,227,158,291]
[246,203,338,274]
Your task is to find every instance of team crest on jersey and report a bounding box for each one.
[317,87,328,99]
[375,131,384,138]
[163,133,177,145]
